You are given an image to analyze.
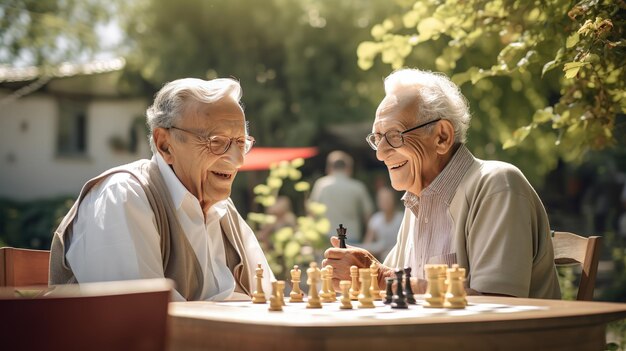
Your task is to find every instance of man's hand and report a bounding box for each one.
[322,236,394,290]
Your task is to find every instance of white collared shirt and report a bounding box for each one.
[67,153,253,301]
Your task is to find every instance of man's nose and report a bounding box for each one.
[375,139,392,161]
[224,144,244,167]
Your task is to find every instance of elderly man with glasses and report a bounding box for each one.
[324,69,560,299]
[50,78,274,301]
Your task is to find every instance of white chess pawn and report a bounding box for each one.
[306,262,322,308]
[277,280,286,306]
[349,265,360,301]
[339,280,353,309]
[358,268,375,308]
[369,262,382,301]
[326,265,337,301]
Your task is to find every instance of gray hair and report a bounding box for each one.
[383,68,470,144]
[146,78,243,153]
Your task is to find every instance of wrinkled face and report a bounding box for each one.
[166,97,246,212]
[373,93,439,195]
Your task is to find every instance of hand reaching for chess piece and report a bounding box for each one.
[323,236,394,291]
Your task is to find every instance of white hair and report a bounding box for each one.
[145,78,243,153]
[383,68,470,144]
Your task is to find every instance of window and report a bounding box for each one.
[57,99,88,157]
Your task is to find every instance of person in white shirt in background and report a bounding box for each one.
[50,78,274,301]
[361,187,403,261]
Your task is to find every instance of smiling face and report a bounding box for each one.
[372,93,444,195]
[154,96,246,214]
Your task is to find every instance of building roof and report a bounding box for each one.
[0,57,126,83]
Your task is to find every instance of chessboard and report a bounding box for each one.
[169,296,626,351]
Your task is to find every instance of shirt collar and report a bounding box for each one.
[153,152,228,218]
[402,144,475,207]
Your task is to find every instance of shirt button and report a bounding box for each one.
[424,218,429,224]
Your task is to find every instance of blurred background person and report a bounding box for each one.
[361,186,402,261]
[310,150,373,244]
[257,195,297,249]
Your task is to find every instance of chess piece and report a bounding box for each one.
[320,266,334,303]
[369,262,382,301]
[277,280,286,306]
[339,280,353,309]
[423,264,446,308]
[349,266,360,300]
[444,264,467,309]
[391,269,408,309]
[357,268,375,308]
[269,281,283,311]
[337,224,347,248]
[306,262,322,308]
[326,265,337,301]
[252,263,267,304]
[289,265,304,302]
[383,277,394,305]
[404,267,416,304]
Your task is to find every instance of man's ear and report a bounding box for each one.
[153,128,174,164]
[435,120,455,155]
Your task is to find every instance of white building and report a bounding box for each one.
[0,58,151,200]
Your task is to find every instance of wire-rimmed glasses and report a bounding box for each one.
[365,118,441,150]
[169,126,255,155]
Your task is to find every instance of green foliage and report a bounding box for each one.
[0,197,73,249]
[357,0,625,166]
[247,158,329,280]
[0,0,121,66]
[556,265,577,301]
[121,0,399,147]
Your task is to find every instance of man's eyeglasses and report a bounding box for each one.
[168,126,255,155]
[365,118,441,151]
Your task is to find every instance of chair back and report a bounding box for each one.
[0,247,50,287]
[551,231,602,301]
[0,278,172,351]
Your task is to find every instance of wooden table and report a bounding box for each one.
[168,296,626,351]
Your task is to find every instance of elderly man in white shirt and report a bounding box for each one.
[323,69,560,299]
[50,78,273,301]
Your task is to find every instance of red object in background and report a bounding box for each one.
[240,147,318,171]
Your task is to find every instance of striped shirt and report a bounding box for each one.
[402,145,474,279]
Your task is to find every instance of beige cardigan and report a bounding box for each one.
[49,159,256,300]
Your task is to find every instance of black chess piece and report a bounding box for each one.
[404,267,416,304]
[384,277,394,305]
[337,224,347,249]
[391,269,408,309]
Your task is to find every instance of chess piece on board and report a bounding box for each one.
[306,262,322,308]
[337,224,347,249]
[339,280,353,309]
[269,281,283,311]
[252,263,267,304]
[349,265,360,300]
[423,264,446,308]
[384,277,394,305]
[369,262,382,301]
[326,265,337,301]
[289,265,304,303]
[320,266,334,303]
[404,267,416,304]
[277,280,286,306]
[357,268,375,308]
[391,269,408,309]
[444,264,467,309]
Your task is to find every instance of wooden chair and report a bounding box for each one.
[551,231,602,301]
[0,247,50,287]
[0,278,172,351]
